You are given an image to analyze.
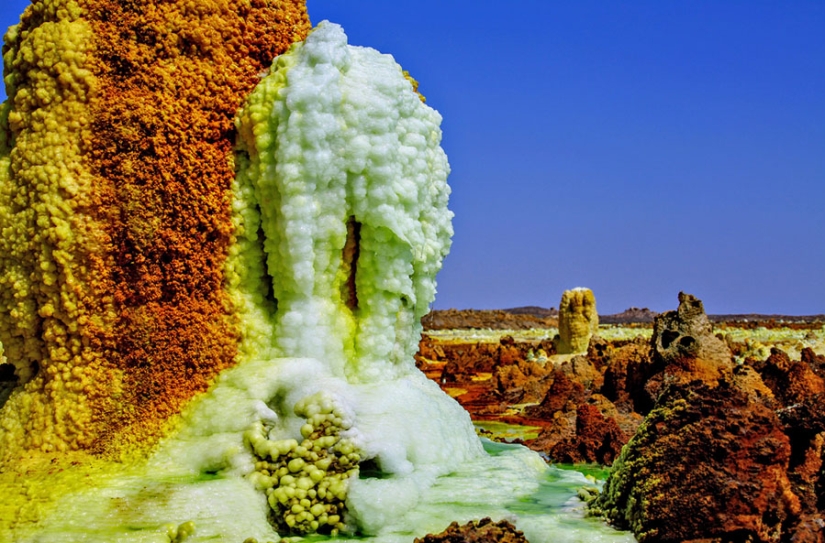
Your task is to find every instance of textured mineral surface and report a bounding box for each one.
[0,0,310,460]
[557,288,599,354]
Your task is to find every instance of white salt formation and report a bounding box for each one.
[227,20,485,533]
[232,20,453,384]
[15,23,635,543]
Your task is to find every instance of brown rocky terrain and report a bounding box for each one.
[422,307,825,330]
[416,294,825,542]
[416,329,646,464]
[414,517,529,543]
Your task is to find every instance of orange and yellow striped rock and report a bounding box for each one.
[0,0,309,461]
[0,9,498,541]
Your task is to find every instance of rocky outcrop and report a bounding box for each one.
[492,358,552,404]
[594,379,799,543]
[649,292,732,382]
[801,347,825,379]
[600,307,658,324]
[757,349,825,530]
[524,410,578,455]
[559,354,604,390]
[752,348,825,406]
[557,288,599,354]
[0,0,312,458]
[414,517,530,543]
[441,344,499,382]
[601,339,655,414]
[422,336,556,385]
[416,293,825,541]
[526,387,641,465]
[548,403,630,465]
[592,293,825,542]
[524,370,586,419]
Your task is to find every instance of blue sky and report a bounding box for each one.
[2,1,824,315]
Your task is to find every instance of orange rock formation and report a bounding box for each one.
[0,0,310,459]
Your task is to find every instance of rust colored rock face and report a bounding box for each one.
[525,369,586,419]
[415,296,825,541]
[601,339,655,413]
[589,295,825,542]
[84,0,310,452]
[754,348,825,406]
[441,343,500,381]
[801,347,825,379]
[526,392,639,465]
[759,349,825,522]
[595,379,799,543]
[492,356,552,404]
[549,403,629,465]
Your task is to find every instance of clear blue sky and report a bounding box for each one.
[2,1,823,315]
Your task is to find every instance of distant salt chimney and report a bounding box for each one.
[557,287,599,354]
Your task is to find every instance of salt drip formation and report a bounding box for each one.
[224,21,482,535]
[0,3,584,542]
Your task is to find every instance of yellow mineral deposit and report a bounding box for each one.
[557,288,599,354]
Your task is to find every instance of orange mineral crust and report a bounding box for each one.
[0,0,310,459]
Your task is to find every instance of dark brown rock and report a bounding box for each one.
[593,378,799,543]
[523,410,577,459]
[651,292,733,382]
[732,363,776,404]
[414,517,529,543]
[559,355,604,390]
[588,393,644,441]
[600,307,659,324]
[416,336,446,364]
[787,432,825,516]
[549,403,630,465]
[601,338,655,414]
[616,292,737,423]
[801,348,825,379]
[492,358,552,404]
[439,342,499,383]
[754,348,825,407]
[421,308,557,331]
[787,516,825,543]
[776,396,825,520]
[524,369,586,419]
[586,335,612,370]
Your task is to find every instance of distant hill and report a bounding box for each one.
[600,307,658,324]
[421,309,557,330]
[422,306,824,330]
[502,306,558,318]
